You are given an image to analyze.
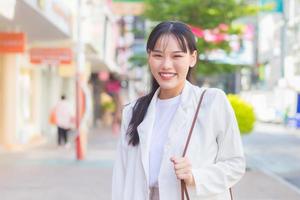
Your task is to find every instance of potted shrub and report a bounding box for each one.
[100,92,116,127]
[227,94,256,135]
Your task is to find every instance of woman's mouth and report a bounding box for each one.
[159,72,177,80]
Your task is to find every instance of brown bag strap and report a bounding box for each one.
[230,188,233,199]
[180,89,233,200]
[181,89,206,200]
[181,89,207,157]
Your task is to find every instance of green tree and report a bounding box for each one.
[143,0,259,75]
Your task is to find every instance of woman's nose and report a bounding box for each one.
[161,57,172,69]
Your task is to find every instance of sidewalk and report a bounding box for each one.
[234,170,300,200]
[254,122,300,136]
[0,126,299,199]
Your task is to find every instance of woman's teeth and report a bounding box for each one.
[159,72,176,78]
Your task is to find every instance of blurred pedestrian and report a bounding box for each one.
[53,95,74,147]
[112,21,245,200]
[105,73,123,135]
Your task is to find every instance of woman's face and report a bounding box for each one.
[148,34,197,99]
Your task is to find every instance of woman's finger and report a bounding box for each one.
[176,173,192,180]
[171,156,185,163]
[174,161,190,170]
[175,167,191,175]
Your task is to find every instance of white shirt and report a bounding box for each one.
[55,100,73,129]
[149,94,181,187]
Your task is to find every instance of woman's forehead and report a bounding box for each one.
[154,34,184,51]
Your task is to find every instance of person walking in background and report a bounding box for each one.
[54,95,74,147]
[112,21,245,200]
[105,73,123,135]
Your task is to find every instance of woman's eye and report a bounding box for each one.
[153,54,162,57]
[174,55,183,58]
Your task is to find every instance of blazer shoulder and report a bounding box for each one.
[205,88,234,115]
[122,100,136,114]
[189,83,207,95]
[207,87,226,96]
[192,87,227,107]
[121,97,143,119]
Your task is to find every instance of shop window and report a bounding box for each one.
[19,68,33,123]
[295,62,300,76]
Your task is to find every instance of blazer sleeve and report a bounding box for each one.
[190,89,246,197]
[111,105,131,200]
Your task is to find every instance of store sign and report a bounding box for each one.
[260,0,283,13]
[0,32,26,53]
[48,0,71,35]
[29,48,72,64]
[51,1,72,29]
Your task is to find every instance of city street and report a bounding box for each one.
[0,124,300,200]
[0,127,116,200]
[243,123,300,190]
[1,1,300,200]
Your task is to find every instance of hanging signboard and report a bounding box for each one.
[0,32,26,53]
[29,48,72,64]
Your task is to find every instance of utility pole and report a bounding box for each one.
[75,0,84,160]
[280,0,286,78]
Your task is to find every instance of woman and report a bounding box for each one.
[112,21,245,200]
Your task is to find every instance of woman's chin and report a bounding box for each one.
[158,81,175,89]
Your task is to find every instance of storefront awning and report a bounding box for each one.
[10,0,71,42]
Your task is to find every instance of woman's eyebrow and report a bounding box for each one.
[173,50,184,53]
[152,50,184,53]
[152,50,162,53]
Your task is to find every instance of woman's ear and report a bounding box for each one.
[190,50,198,68]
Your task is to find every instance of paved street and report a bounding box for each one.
[0,128,116,200]
[243,123,300,189]
[0,124,300,200]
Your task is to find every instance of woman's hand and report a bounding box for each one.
[170,156,195,186]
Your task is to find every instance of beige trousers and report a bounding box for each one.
[149,187,159,200]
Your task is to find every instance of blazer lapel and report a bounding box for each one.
[137,89,159,185]
[167,81,198,151]
[169,103,188,127]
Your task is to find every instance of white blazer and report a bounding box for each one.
[112,81,245,200]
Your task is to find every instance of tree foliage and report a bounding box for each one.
[143,0,259,75]
[129,53,148,68]
[144,0,258,29]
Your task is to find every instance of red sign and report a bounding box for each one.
[30,48,72,64]
[0,32,26,53]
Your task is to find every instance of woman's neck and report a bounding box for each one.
[158,84,184,99]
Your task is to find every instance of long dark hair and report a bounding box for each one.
[127,21,198,146]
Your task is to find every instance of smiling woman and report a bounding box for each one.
[147,34,197,99]
[112,21,245,200]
